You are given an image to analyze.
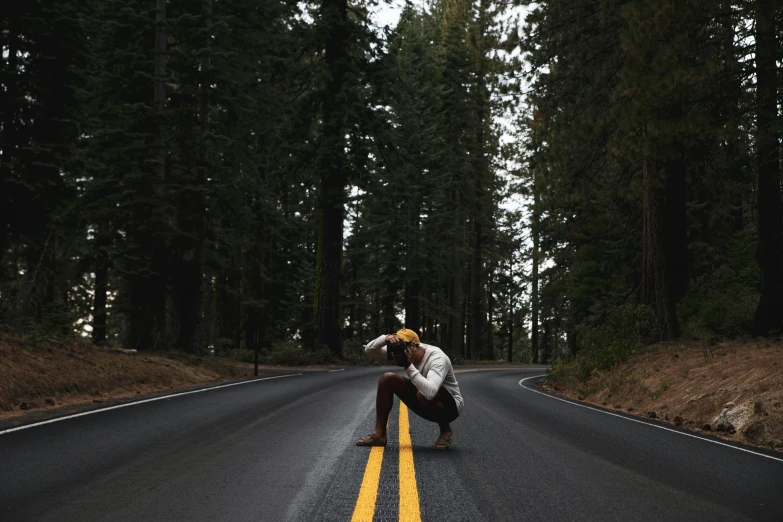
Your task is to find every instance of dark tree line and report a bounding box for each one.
[2,0,780,363]
[1,1,530,361]
[520,0,783,353]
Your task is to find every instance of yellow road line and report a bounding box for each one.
[398,403,422,522]
[351,445,384,522]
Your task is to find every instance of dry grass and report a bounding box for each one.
[548,340,783,451]
[0,334,255,420]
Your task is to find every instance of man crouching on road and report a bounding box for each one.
[356,328,464,450]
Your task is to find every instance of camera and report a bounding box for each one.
[386,340,409,367]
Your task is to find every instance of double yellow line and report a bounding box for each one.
[351,404,422,522]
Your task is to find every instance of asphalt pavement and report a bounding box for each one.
[1,366,781,521]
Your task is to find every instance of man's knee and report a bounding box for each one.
[379,372,402,387]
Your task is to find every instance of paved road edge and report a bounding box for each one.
[0,372,304,435]
[519,374,783,463]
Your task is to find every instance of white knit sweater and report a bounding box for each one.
[363,335,464,413]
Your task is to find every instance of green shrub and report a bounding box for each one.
[341,339,368,365]
[263,340,334,366]
[571,303,656,383]
[226,348,255,363]
[546,357,577,384]
[224,341,337,366]
[679,230,760,340]
[214,338,237,357]
[678,264,758,339]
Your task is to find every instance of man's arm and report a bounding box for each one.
[405,358,446,400]
[363,335,388,357]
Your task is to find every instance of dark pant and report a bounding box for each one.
[397,378,459,425]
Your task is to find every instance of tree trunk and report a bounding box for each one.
[460,281,468,358]
[218,262,241,351]
[540,319,550,361]
[313,0,349,356]
[531,178,540,363]
[372,260,380,338]
[154,0,166,201]
[567,328,577,357]
[0,9,19,280]
[404,198,421,332]
[485,268,494,359]
[448,270,464,357]
[664,152,689,304]
[245,238,266,353]
[368,256,377,338]
[720,2,746,235]
[130,0,169,351]
[468,217,483,359]
[129,247,167,350]
[92,233,110,345]
[176,0,211,354]
[423,308,433,342]
[193,0,211,352]
[468,0,491,361]
[507,301,513,363]
[544,315,559,364]
[419,299,427,340]
[347,262,357,339]
[382,290,395,334]
[152,0,168,349]
[244,162,269,351]
[753,0,783,336]
[640,151,679,340]
[439,285,447,348]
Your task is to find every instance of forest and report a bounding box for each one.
[1,0,782,366]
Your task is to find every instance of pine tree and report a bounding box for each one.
[311,0,352,355]
[752,0,783,335]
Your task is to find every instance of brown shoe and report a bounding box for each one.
[431,433,452,450]
[355,433,387,447]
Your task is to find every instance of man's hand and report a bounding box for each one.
[386,334,413,367]
[404,344,415,368]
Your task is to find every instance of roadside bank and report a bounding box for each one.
[546,340,783,452]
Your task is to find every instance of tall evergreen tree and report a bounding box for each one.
[312,0,351,356]
[752,0,783,335]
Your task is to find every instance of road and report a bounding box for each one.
[1,367,781,521]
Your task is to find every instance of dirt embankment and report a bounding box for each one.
[548,341,783,451]
[0,335,298,423]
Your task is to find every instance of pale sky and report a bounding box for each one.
[360,1,533,335]
[370,0,412,30]
[366,0,529,217]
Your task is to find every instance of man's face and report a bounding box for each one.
[405,343,423,365]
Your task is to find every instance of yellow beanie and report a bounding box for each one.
[396,328,421,345]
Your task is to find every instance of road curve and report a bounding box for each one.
[1,367,781,521]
